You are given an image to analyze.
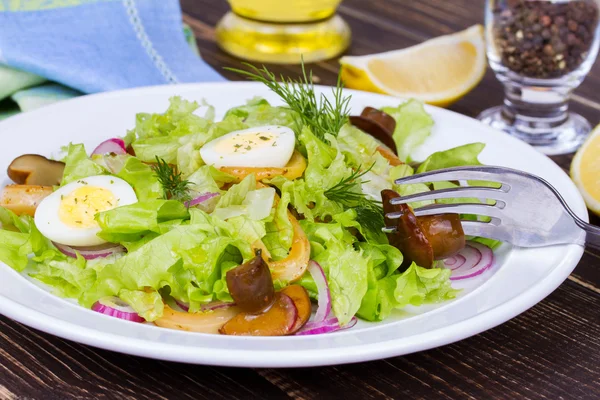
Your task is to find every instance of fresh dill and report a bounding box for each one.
[324,165,385,234]
[225,61,351,142]
[152,157,192,204]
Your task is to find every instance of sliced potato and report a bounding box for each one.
[219,150,307,183]
[8,154,65,186]
[154,304,241,334]
[268,209,310,283]
[0,185,53,216]
[376,146,404,166]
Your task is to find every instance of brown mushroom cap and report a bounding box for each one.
[382,189,434,268]
[361,107,396,134]
[382,189,466,268]
[225,250,275,314]
[418,214,466,260]
[7,154,65,186]
[349,107,398,154]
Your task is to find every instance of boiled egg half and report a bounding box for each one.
[35,176,137,247]
[200,125,295,168]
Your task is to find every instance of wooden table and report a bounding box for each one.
[2,1,599,398]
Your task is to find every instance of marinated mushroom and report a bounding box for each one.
[360,107,396,134]
[418,214,466,260]
[225,249,275,314]
[382,189,466,268]
[279,285,311,334]
[219,293,298,336]
[382,189,434,268]
[7,154,65,186]
[349,107,397,154]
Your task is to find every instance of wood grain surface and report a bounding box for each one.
[1,0,599,399]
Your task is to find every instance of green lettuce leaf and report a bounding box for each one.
[132,136,181,164]
[0,208,49,271]
[81,225,209,309]
[215,174,256,209]
[383,100,434,162]
[271,129,350,221]
[96,200,190,243]
[61,143,106,185]
[82,211,255,318]
[125,96,212,143]
[417,143,485,173]
[337,124,380,169]
[116,157,162,201]
[262,190,294,260]
[300,219,368,325]
[119,289,164,321]
[224,98,297,128]
[30,250,97,298]
[358,262,459,321]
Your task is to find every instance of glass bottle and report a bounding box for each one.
[216,0,351,64]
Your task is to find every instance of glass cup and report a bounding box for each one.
[216,0,351,64]
[478,0,600,155]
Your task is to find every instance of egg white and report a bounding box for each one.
[200,125,295,168]
[35,175,137,247]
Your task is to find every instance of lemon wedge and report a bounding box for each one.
[340,25,486,107]
[571,125,600,216]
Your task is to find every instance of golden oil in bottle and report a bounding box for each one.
[216,0,351,64]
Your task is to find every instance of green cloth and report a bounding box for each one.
[0,24,200,120]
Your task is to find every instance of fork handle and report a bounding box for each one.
[575,218,600,250]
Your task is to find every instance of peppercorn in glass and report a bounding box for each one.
[479,0,600,154]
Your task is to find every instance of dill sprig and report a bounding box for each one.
[324,166,385,234]
[225,62,351,142]
[152,157,192,204]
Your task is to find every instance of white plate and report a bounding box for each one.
[0,82,586,367]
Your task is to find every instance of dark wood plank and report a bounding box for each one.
[1,1,599,399]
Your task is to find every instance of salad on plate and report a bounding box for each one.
[0,65,499,336]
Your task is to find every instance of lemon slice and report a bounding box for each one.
[340,25,486,107]
[571,125,600,216]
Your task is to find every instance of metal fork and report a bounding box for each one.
[384,165,600,250]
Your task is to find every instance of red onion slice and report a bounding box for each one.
[296,316,357,336]
[174,299,190,311]
[92,296,144,322]
[307,261,332,323]
[339,316,358,331]
[185,192,219,208]
[54,242,126,260]
[445,241,494,281]
[443,253,467,270]
[92,138,127,156]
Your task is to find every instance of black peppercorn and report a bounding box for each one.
[493,0,599,79]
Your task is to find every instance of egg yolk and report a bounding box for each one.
[215,131,278,154]
[58,186,117,228]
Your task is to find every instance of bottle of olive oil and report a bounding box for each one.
[216,0,351,64]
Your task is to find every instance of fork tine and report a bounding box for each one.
[394,166,512,186]
[461,221,511,242]
[389,186,509,205]
[386,202,505,220]
[413,203,505,219]
[383,220,508,242]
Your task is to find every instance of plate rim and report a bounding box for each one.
[0,81,587,367]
